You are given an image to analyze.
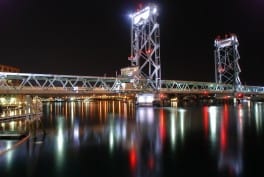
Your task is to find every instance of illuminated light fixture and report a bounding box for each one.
[152,7,157,14]
[137,93,154,104]
[214,34,238,48]
[129,6,158,26]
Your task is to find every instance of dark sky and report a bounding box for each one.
[0,0,264,85]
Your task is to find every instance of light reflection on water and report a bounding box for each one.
[0,100,264,177]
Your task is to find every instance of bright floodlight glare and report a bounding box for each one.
[215,35,238,48]
[131,6,150,25]
[152,7,157,14]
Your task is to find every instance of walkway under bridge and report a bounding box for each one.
[0,72,264,96]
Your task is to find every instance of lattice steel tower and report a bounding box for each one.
[214,34,241,91]
[128,4,161,90]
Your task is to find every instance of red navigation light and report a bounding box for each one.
[218,66,225,73]
[146,49,152,54]
[215,35,221,40]
[136,3,143,11]
[128,55,134,60]
[236,93,243,98]
[138,3,143,9]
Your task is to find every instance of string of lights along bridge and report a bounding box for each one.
[0,3,264,104]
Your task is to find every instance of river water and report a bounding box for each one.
[0,100,264,177]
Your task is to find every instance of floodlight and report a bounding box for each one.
[215,35,238,48]
[131,6,150,25]
[152,7,157,14]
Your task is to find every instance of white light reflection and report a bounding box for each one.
[115,123,121,141]
[73,121,79,146]
[109,126,114,152]
[122,123,127,140]
[9,121,15,131]
[57,129,64,152]
[1,122,5,130]
[137,107,154,123]
[247,100,251,108]
[56,116,65,169]
[5,141,13,169]
[209,106,218,144]
[170,112,177,151]
[178,109,185,140]
[254,103,263,133]
[70,102,74,125]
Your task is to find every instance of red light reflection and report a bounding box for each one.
[159,110,166,143]
[220,105,229,151]
[203,106,209,138]
[129,147,137,170]
[148,155,155,169]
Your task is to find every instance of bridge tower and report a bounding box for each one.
[214,34,241,91]
[128,4,161,90]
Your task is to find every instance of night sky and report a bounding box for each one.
[0,0,264,85]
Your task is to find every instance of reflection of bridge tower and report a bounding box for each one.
[214,34,241,91]
[128,4,161,90]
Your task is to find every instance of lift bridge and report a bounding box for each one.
[1,4,264,97]
[0,72,263,96]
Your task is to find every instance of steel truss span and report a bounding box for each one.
[1,72,264,95]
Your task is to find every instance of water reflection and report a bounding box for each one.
[254,102,264,133]
[0,101,264,177]
[201,104,243,176]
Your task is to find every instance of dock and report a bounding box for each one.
[0,112,42,122]
[0,131,29,140]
